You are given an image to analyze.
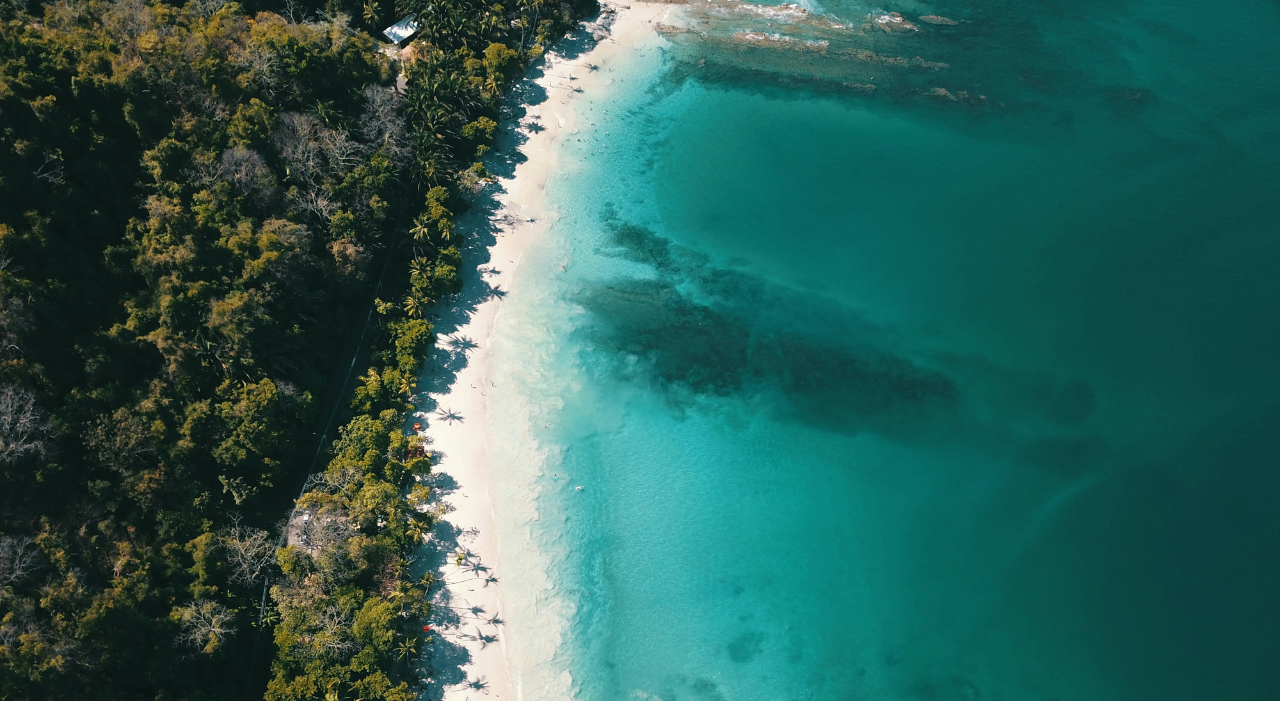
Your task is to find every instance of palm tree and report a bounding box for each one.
[417,155,443,183]
[362,0,379,25]
[313,100,337,126]
[406,519,427,543]
[427,106,456,131]
[483,73,501,100]
[395,637,419,660]
[410,216,431,242]
[446,16,466,44]
[403,294,429,318]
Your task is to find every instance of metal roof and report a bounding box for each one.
[382,14,421,44]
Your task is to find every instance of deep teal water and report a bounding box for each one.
[487,0,1280,698]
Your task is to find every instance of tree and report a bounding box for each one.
[0,385,50,463]
[174,600,237,654]
[0,536,40,586]
[392,318,433,375]
[0,0,594,695]
[402,294,427,319]
[220,520,277,585]
[409,215,432,242]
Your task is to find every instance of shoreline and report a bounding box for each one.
[415,5,668,699]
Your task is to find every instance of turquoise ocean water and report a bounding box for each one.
[483,1,1280,699]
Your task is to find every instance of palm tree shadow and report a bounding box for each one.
[410,7,617,700]
[443,334,479,353]
[412,3,617,395]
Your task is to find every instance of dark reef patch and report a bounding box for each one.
[572,215,1138,469]
[726,631,766,663]
[575,219,959,439]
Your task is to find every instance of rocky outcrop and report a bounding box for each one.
[866,12,918,33]
[732,31,830,52]
[845,49,949,71]
[921,87,987,104]
[728,2,855,31]
[918,15,959,26]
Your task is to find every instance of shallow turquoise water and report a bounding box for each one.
[486,0,1280,698]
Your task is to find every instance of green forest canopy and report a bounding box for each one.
[0,0,592,697]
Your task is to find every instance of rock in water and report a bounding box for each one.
[868,12,919,33]
[919,15,960,26]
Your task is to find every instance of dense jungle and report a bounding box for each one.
[0,0,591,697]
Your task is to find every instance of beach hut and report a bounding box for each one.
[382,14,421,46]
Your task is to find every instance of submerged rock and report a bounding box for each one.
[726,1,853,30]
[732,31,829,52]
[738,2,809,19]
[867,12,919,33]
[918,15,959,26]
[921,87,987,104]
[845,49,949,71]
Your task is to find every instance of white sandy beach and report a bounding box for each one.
[413,5,669,699]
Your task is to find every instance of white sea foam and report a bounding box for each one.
[478,17,675,700]
[485,281,576,698]
[735,2,811,21]
[795,0,827,15]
